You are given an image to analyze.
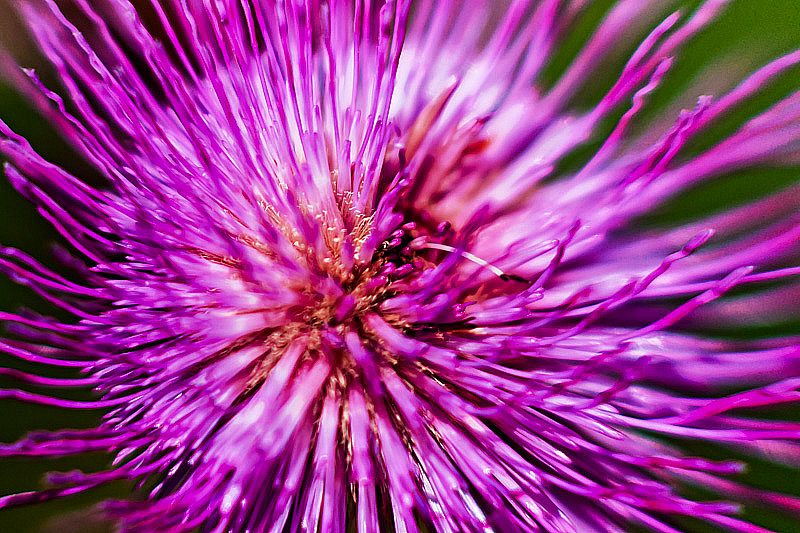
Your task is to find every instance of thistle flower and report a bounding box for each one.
[2,0,800,531]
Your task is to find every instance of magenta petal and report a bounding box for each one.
[1,1,800,532]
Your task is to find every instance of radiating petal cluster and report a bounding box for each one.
[2,0,800,531]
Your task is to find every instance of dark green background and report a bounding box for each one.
[1,0,800,531]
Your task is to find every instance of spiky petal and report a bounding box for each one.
[2,1,800,532]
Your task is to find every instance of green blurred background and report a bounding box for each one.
[1,0,800,531]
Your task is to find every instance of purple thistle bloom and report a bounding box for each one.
[3,0,800,531]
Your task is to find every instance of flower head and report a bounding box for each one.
[2,0,800,531]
